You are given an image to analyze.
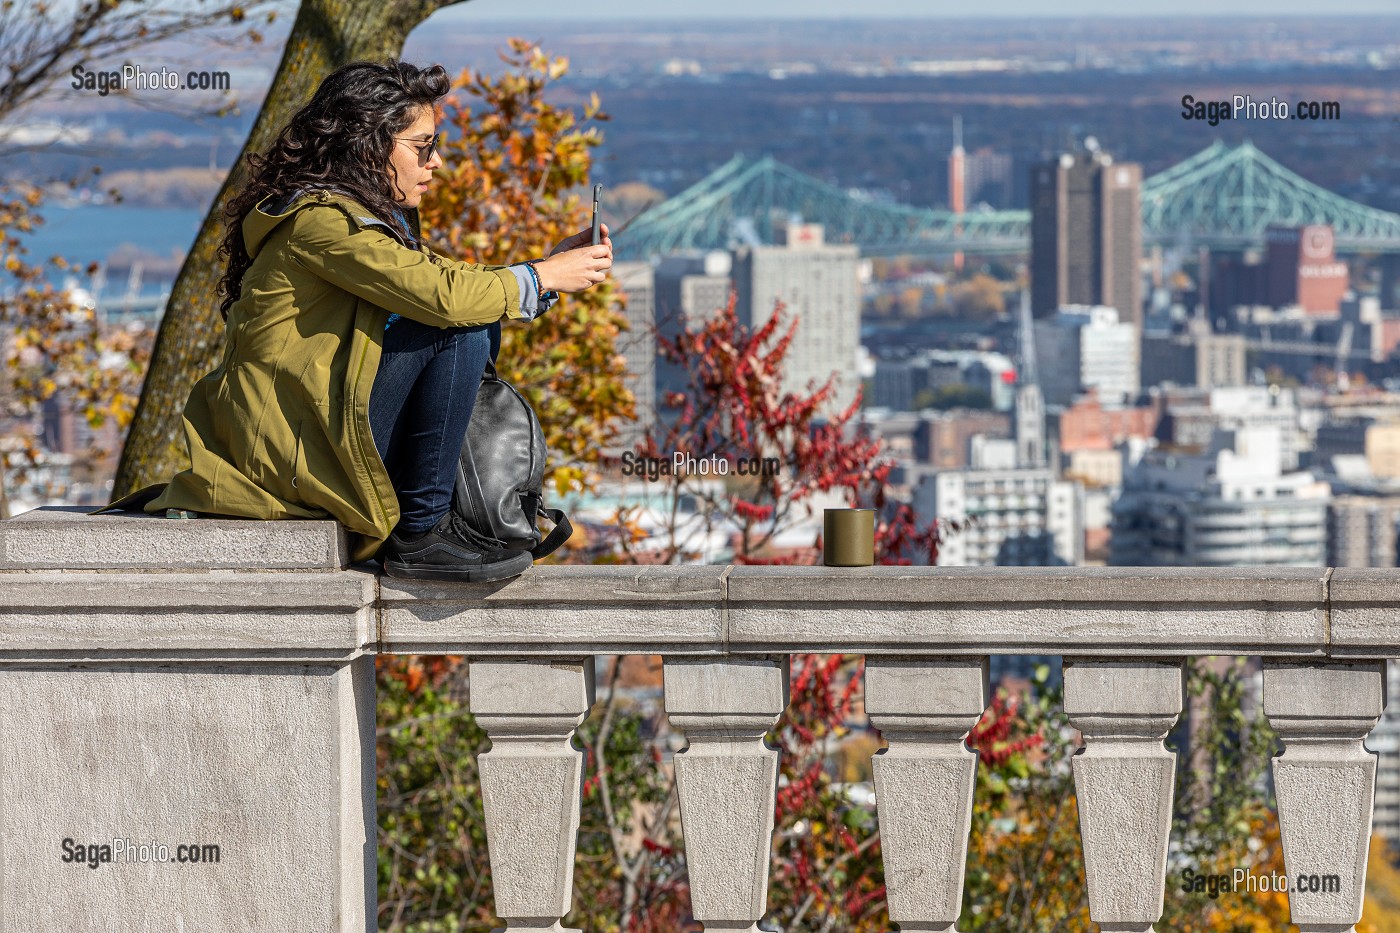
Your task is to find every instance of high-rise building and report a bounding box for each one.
[1382,255,1400,312]
[1329,496,1400,568]
[914,468,1082,567]
[732,224,861,414]
[653,252,733,414]
[1033,305,1139,407]
[1030,146,1142,333]
[654,253,732,332]
[965,147,1016,209]
[1111,425,1330,567]
[608,261,656,454]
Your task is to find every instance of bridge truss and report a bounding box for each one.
[616,142,1400,260]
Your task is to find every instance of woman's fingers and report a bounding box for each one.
[554,224,610,256]
[551,224,606,255]
[533,243,613,293]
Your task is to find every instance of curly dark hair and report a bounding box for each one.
[216,59,451,319]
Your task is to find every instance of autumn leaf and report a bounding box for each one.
[416,40,634,506]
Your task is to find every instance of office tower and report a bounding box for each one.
[1382,255,1400,312]
[653,252,733,416]
[1030,144,1143,334]
[732,224,862,414]
[1033,305,1139,407]
[964,147,1016,209]
[914,469,1082,567]
[654,252,733,335]
[609,261,656,453]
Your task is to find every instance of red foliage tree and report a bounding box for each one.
[604,291,947,566]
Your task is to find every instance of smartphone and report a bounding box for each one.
[591,184,603,245]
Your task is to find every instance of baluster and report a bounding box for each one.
[469,658,596,933]
[1264,660,1386,933]
[1064,658,1184,933]
[664,656,790,932]
[865,657,989,933]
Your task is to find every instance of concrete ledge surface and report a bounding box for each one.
[0,506,347,571]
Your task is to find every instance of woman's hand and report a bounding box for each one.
[551,223,611,256]
[533,238,612,294]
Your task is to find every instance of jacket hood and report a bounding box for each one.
[244,188,422,258]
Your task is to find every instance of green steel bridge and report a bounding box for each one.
[615,140,1400,259]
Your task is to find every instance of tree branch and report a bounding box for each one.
[0,0,282,123]
[590,655,643,927]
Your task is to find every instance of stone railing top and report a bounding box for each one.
[3,509,1399,660]
[0,506,347,571]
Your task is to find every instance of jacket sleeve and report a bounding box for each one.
[425,242,513,273]
[285,205,526,328]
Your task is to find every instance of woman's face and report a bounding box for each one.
[387,105,442,209]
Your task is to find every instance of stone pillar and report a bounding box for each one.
[865,657,989,933]
[1264,660,1386,933]
[1063,658,1184,933]
[663,656,790,932]
[0,508,377,933]
[469,658,596,933]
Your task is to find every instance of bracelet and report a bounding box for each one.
[524,259,558,302]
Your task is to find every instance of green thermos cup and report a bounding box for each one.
[823,508,875,567]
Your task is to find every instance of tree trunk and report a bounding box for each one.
[113,0,468,496]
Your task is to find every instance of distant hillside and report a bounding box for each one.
[100,168,223,210]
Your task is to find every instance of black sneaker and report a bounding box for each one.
[381,510,533,582]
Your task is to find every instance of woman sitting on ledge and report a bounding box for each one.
[117,60,612,581]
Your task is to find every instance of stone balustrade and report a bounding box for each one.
[0,508,1394,932]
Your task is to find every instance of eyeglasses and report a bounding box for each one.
[394,131,440,165]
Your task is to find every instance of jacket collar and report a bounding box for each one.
[246,187,423,257]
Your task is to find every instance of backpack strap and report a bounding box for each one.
[531,506,573,560]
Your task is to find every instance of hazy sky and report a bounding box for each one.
[446,0,1398,19]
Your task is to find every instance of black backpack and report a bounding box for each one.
[452,360,573,559]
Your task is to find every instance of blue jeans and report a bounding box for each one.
[369,317,501,537]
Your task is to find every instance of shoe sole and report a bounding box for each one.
[382,550,534,583]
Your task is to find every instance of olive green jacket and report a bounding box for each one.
[145,189,527,561]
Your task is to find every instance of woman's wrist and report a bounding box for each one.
[525,258,558,299]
